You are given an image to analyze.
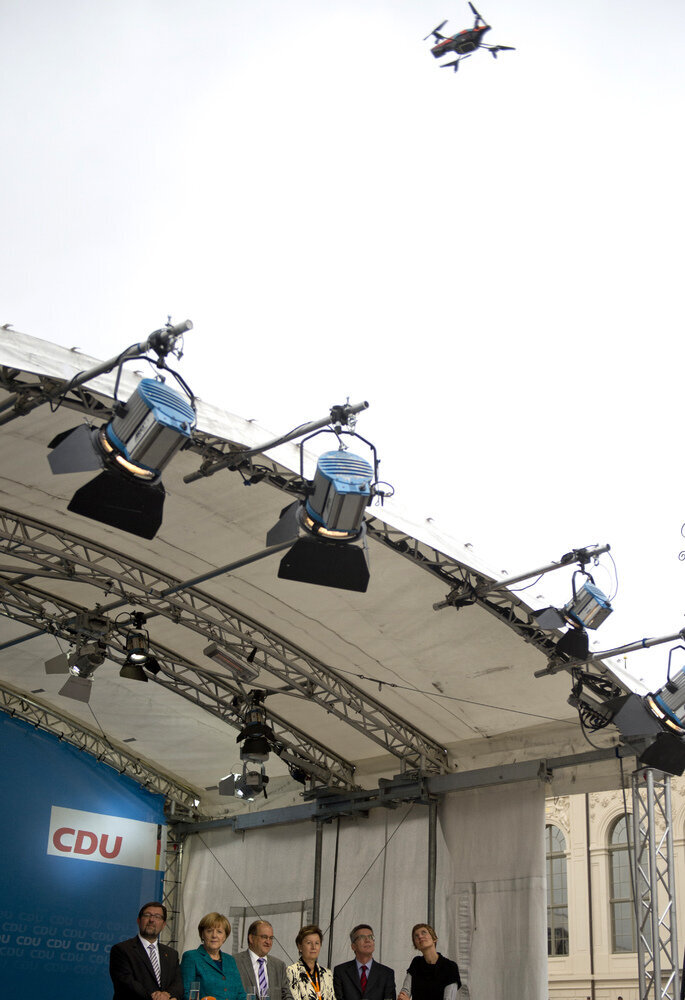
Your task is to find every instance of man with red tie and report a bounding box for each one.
[109,901,184,1000]
[333,924,395,1000]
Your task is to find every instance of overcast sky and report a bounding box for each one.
[2,0,684,687]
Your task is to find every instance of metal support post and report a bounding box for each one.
[631,768,680,1000]
[162,826,187,950]
[428,799,437,927]
[313,820,323,926]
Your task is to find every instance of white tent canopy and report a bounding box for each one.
[0,330,641,1000]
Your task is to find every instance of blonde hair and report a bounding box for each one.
[198,912,231,939]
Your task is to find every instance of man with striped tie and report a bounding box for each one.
[334,925,395,1000]
[236,920,290,1000]
[109,901,184,1000]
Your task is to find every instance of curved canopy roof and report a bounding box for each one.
[0,330,633,817]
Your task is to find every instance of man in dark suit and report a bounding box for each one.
[334,923,395,1000]
[109,901,184,1000]
[235,919,289,1000]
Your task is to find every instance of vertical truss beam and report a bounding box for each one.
[631,768,680,1000]
[161,825,186,949]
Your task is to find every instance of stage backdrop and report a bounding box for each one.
[0,712,167,1000]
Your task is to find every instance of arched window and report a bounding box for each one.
[545,824,569,956]
[609,815,636,953]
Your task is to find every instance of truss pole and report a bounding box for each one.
[631,768,680,1000]
[161,825,186,950]
[313,821,323,926]
[428,799,437,928]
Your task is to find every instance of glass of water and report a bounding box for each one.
[189,981,201,1000]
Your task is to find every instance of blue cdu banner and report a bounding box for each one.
[0,712,167,999]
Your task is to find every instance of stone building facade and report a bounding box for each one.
[545,780,685,999]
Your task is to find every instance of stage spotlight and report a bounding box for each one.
[125,629,149,664]
[58,642,107,703]
[219,764,269,801]
[564,580,613,630]
[48,378,196,539]
[644,653,685,736]
[267,450,374,593]
[571,658,685,776]
[119,612,160,677]
[237,691,274,763]
[204,642,260,683]
[536,574,613,662]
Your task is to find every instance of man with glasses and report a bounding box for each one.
[109,901,184,1000]
[334,925,395,1000]
[236,919,289,1000]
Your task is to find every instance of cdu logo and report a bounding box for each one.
[47,806,164,870]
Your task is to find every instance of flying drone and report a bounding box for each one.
[424,3,515,73]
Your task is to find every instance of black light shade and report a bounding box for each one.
[68,471,165,539]
[58,674,93,703]
[277,537,370,593]
[48,424,102,474]
[555,627,589,661]
[638,732,685,776]
[119,662,149,682]
[534,606,567,631]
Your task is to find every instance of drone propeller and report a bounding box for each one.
[469,2,487,27]
[441,55,471,73]
[423,19,447,41]
[487,44,515,57]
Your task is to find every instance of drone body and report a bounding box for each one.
[425,2,515,73]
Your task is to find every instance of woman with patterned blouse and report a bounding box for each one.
[286,925,335,1000]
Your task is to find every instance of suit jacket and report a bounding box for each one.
[109,935,184,1000]
[181,945,247,1000]
[235,948,289,1000]
[333,959,396,1000]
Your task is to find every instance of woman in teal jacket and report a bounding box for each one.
[181,912,247,1000]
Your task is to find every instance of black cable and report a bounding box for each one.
[326,817,341,967]
[606,549,619,602]
[332,666,574,724]
[323,802,416,937]
[195,832,296,963]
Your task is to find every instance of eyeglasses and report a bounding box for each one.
[354,935,374,942]
[141,913,166,921]
[257,935,274,942]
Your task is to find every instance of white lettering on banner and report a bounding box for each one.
[46,806,165,871]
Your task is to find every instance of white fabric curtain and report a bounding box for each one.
[179,780,546,999]
[180,805,448,978]
[438,780,547,1000]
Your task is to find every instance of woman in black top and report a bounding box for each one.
[398,923,461,1000]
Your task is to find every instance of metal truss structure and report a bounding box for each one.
[0,680,198,810]
[0,508,445,776]
[0,557,358,790]
[631,768,680,1000]
[0,362,617,800]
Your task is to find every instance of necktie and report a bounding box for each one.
[148,943,161,985]
[258,957,268,996]
[360,966,368,993]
